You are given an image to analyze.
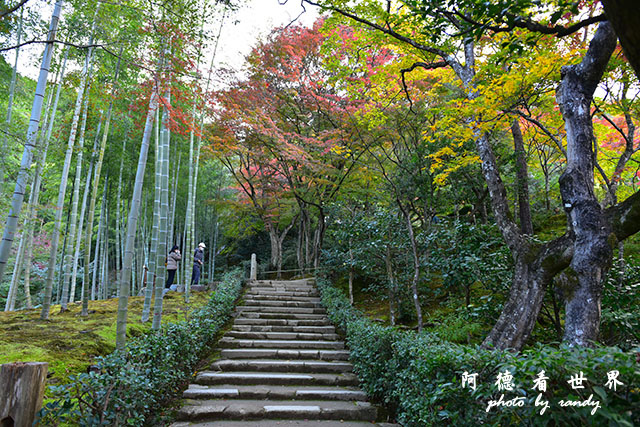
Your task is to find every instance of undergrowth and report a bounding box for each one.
[317,276,640,426]
[36,268,244,426]
[0,290,212,385]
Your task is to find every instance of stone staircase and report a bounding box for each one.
[172,278,396,426]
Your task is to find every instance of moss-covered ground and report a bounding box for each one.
[0,290,211,385]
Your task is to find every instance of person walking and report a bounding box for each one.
[191,242,205,287]
[166,245,181,289]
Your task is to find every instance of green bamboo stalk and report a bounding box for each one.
[61,68,95,310]
[152,90,171,330]
[81,46,123,316]
[41,18,96,320]
[70,114,103,302]
[114,127,129,298]
[0,0,63,285]
[141,108,161,322]
[19,46,69,310]
[0,5,24,188]
[116,88,159,349]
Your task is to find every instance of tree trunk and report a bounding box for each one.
[348,240,354,305]
[398,201,423,332]
[81,45,122,316]
[0,362,48,427]
[0,0,62,285]
[483,235,573,349]
[20,48,69,310]
[384,244,396,326]
[141,108,161,322]
[601,0,640,81]
[556,22,617,346]
[0,5,23,189]
[116,89,159,350]
[183,105,196,290]
[92,185,106,300]
[152,91,170,329]
[70,117,103,303]
[61,66,94,310]
[511,119,533,235]
[41,33,95,320]
[114,129,128,300]
[312,208,325,270]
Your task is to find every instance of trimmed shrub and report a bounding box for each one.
[317,277,640,426]
[38,269,244,426]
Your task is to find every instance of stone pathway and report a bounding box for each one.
[171,279,396,426]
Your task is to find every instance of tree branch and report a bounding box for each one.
[0,0,29,19]
[450,9,607,38]
[509,109,567,157]
[400,61,447,109]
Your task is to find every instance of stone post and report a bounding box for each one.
[250,253,257,281]
[0,362,48,427]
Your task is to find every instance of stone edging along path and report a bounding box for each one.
[171,278,398,426]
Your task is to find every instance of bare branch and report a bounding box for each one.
[450,9,607,38]
[510,109,567,157]
[0,39,107,53]
[0,0,29,19]
[400,61,447,109]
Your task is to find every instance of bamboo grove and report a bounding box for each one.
[0,0,233,349]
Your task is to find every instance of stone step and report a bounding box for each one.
[219,338,344,350]
[225,331,340,341]
[232,324,336,333]
[242,299,323,308]
[248,286,316,292]
[236,306,327,314]
[251,279,316,286]
[220,349,350,361]
[234,318,331,327]
[172,421,397,427]
[243,294,321,302]
[177,399,374,422]
[183,384,367,401]
[237,312,327,320]
[246,290,318,297]
[194,371,359,387]
[210,359,353,374]
[245,291,320,297]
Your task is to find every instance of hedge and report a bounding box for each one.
[317,277,640,426]
[38,268,244,426]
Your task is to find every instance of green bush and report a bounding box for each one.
[317,277,640,426]
[38,269,244,426]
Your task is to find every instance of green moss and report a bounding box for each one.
[0,291,211,386]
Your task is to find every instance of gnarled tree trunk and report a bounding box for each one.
[556,22,617,346]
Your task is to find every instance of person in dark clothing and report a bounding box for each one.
[191,242,205,286]
[166,245,181,288]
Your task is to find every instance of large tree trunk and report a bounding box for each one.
[556,22,617,346]
[483,235,573,348]
[601,0,640,81]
